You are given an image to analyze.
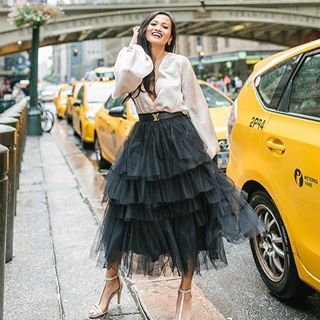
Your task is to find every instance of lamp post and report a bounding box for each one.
[28,25,42,135]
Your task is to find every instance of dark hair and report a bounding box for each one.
[126,11,176,102]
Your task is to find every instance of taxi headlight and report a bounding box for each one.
[85,111,96,120]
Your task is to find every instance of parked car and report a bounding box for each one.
[83,67,114,82]
[227,39,320,301]
[66,82,83,124]
[53,83,72,119]
[94,80,232,169]
[94,94,137,168]
[199,80,233,169]
[72,81,114,148]
[94,67,114,81]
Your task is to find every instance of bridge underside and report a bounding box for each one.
[0,1,320,55]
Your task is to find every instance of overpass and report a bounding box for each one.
[0,0,320,56]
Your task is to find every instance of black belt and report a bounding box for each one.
[138,111,184,122]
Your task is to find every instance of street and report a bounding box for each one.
[47,101,320,320]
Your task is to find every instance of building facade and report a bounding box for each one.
[52,35,285,83]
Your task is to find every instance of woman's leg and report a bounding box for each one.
[89,260,122,317]
[180,273,193,290]
[175,264,194,320]
[99,265,121,308]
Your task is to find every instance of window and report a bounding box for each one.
[200,85,232,108]
[256,56,299,110]
[86,83,113,103]
[288,53,320,119]
[104,95,126,110]
[77,86,84,103]
[60,87,72,98]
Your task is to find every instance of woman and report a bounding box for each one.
[89,11,265,320]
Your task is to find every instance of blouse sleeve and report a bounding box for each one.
[181,57,220,159]
[112,44,153,99]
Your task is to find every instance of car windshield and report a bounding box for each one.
[112,95,138,116]
[200,85,232,108]
[86,84,113,103]
[61,88,72,97]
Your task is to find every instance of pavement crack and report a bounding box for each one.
[38,137,65,320]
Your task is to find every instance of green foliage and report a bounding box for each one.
[7,2,63,28]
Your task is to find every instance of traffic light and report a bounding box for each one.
[72,48,79,57]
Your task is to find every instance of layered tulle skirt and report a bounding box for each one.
[91,114,265,276]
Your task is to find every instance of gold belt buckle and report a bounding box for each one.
[152,112,160,122]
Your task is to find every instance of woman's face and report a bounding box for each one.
[145,14,172,48]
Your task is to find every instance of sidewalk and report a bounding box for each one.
[4,124,225,320]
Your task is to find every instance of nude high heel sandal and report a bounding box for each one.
[175,288,192,320]
[89,274,123,319]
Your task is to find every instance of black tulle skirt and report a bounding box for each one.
[91,113,265,276]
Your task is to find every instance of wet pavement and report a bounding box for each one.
[4,107,320,319]
[3,116,225,320]
[4,133,144,320]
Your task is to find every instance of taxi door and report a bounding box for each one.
[96,96,119,162]
[113,101,137,152]
[262,50,320,280]
[104,102,129,160]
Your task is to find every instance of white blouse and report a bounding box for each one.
[112,44,219,159]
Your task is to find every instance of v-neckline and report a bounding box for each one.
[146,52,170,103]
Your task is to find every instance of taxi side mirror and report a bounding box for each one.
[109,106,126,118]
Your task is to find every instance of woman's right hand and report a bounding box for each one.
[129,26,140,47]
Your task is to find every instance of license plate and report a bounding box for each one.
[217,151,229,170]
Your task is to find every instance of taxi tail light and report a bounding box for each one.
[227,99,238,142]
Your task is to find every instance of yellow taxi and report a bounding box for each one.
[72,81,114,147]
[199,80,233,169]
[53,84,72,119]
[227,39,320,301]
[66,82,83,124]
[94,67,114,81]
[94,81,232,169]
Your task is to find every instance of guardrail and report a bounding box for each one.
[0,144,8,320]
[0,97,28,320]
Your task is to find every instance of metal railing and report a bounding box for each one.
[0,97,28,320]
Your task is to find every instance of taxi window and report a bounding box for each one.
[288,53,320,119]
[77,86,84,103]
[60,87,72,98]
[86,84,113,103]
[200,85,232,108]
[104,95,125,110]
[256,56,299,110]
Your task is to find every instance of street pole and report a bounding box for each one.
[28,26,42,136]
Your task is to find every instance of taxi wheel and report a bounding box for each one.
[57,115,63,120]
[249,191,314,302]
[82,140,93,149]
[94,137,110,169]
